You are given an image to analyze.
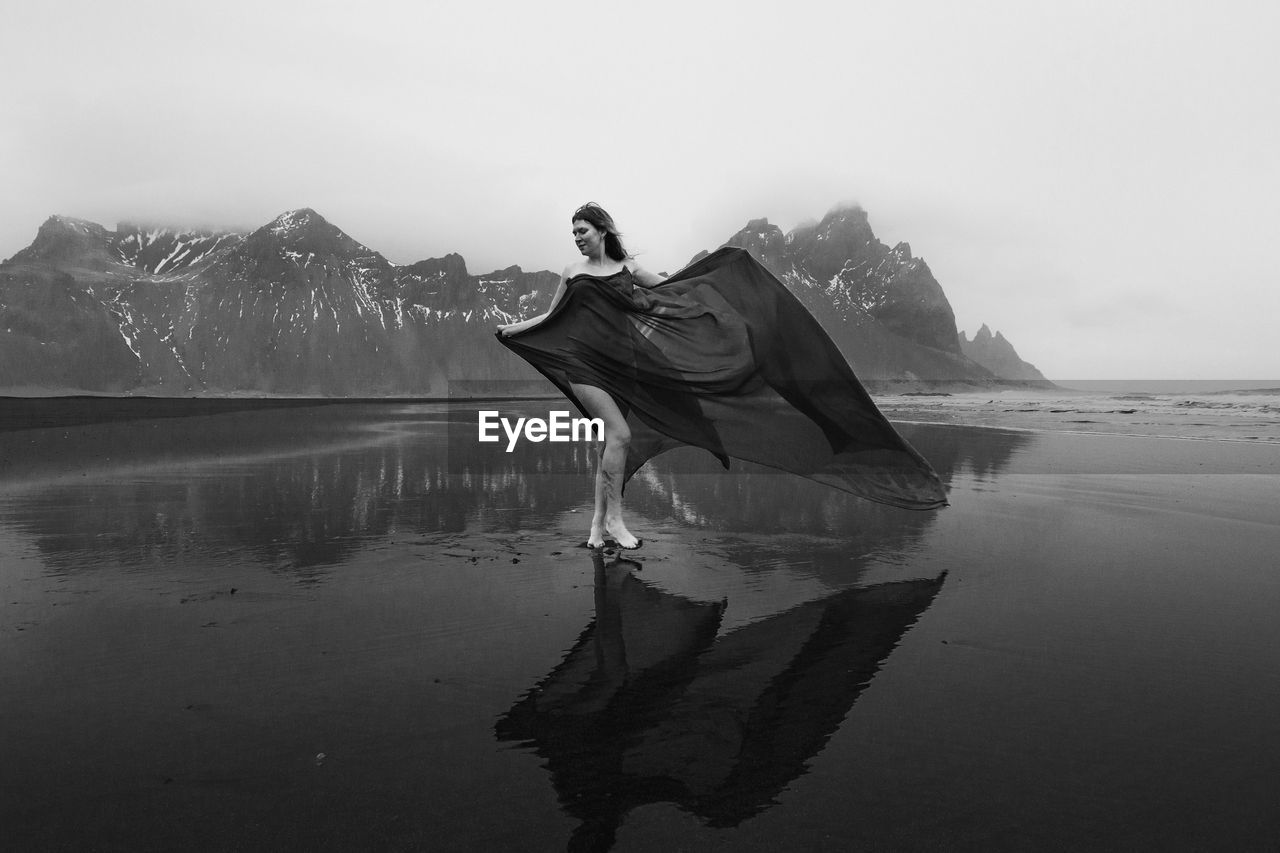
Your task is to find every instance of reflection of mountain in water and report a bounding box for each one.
[0,401,1031,579]
[1,404,592,576]
[496,554,946,851]
[901,420,1031,482]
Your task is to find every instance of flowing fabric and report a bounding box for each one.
[496,246,948,510]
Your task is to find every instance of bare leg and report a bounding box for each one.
[587,450,608,547]
[570,383,640,549]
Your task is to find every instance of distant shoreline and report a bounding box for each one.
[5,389,1279,445]
[10,379,1280,401]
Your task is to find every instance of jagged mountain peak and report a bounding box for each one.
[249,206,355,245]
[719,218,788,268]
[35,214,111,245]
[5,214,118,268]
[775,206,884,289]
[959,324,1045,381]
[798,205,875,243]
[709,205,964,361]
[267,208,326,234]
[237,208,389,274]
[46,214,109,233]
[481,264,528,279]
[403,253,470,280]
[253,208,352,246]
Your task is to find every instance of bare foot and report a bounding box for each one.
[581,513,609,549]
[603,519,640,550]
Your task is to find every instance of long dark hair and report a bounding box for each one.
[572,202,629,262]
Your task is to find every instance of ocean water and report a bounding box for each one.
[878,383,1280,443]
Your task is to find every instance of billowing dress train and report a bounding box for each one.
[496,247,948,510]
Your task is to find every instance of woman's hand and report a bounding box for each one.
[498,316,540,337]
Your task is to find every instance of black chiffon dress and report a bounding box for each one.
[496,247,948,510]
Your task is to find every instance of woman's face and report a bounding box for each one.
[572,219,604,257]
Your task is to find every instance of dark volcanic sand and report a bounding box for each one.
[2,400,1279,851]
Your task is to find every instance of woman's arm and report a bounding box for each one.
[625,261,667,288]
[497,267,570,336]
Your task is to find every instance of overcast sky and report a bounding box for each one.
[3,0,1277,379]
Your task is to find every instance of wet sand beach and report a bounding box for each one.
[2,400,1279,851]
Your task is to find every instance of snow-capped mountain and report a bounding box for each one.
[0,207,1044,395]
[0,210,554,394]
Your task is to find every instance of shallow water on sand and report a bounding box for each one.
[2,400,1279,851]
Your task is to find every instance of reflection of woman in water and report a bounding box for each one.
[497,203,948,549]
[495,551,947,849]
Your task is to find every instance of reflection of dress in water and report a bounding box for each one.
[495,556,947,849]
[497,247,948,510]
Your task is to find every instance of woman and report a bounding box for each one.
[497,203,947,550]
[498,203,657,549]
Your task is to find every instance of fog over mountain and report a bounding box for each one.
[0,206,1045,396]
